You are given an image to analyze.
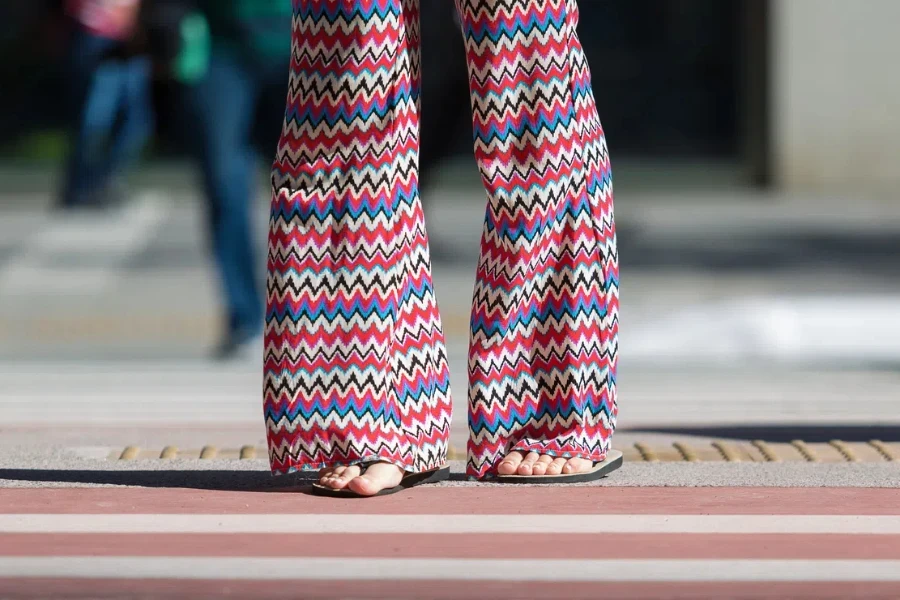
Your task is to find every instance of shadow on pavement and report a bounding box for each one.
[0,468,470,491]
[626,424,900,443]
[0,469,305,491]
[620,229,900,274]
[434,226,900,275]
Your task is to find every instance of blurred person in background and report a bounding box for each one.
[184,0,293,360]
[59,0,153,209]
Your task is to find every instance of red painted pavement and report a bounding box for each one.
[2,486,900,599]
[1,487,899,514]
[2,532,899,559]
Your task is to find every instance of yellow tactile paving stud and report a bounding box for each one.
[870,440,898,462]
[710,441,745,462]
[108,440,900,463]
[117,446,140,461]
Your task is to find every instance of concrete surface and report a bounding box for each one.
[2,458,899,489]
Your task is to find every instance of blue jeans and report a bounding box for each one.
[63,28,154,206]
[186,49,289,339]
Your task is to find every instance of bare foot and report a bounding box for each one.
[348,463,405,495]
[497,451,593,476]
[317,465,359,490]
[317,462,405,496]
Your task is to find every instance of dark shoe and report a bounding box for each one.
[56,178,130,211]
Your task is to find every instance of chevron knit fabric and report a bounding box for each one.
[265,0,619,480]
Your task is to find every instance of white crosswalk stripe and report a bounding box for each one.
[3,514,900,535]
[0,193,172,295]
[3,557,900,583]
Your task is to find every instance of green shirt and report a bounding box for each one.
[201,0,292,62]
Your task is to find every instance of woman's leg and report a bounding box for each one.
[105,55,155,185]
[188,50,263,353]
[457,0,619,479]
[265,0,453,494]
[61,30,121,207]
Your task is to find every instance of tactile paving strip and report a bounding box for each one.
[108,440,900,463]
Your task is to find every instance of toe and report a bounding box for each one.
[317,467,340,486]
[497,451,525,475]
[517,452,541,475]
[348,462,405,496]
[562,457,593,474]
[328,465,360,489]
[530,454,554,476]
[546,457,568,475]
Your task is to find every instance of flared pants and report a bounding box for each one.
[265,0,619,479]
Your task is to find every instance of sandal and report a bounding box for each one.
[311,464,451,498]
[494,449,624,484]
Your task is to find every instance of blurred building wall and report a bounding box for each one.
[772,0,900,194]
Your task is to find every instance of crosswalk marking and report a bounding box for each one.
[3,362,900,428]
[0,193,171,295]
[1,488,899,597]
[3,514,900,535]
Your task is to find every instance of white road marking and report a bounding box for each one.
[1,557,900,582]
[627,295,900,366]
[2,362,900,426]
[0,192,171,295]
[2,514,900,535]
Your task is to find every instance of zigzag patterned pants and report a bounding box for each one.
[265,0,619,479]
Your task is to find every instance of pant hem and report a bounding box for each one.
[270,455,443,477]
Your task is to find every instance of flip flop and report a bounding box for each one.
[494,449,624,484]
[311,465,451,498]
